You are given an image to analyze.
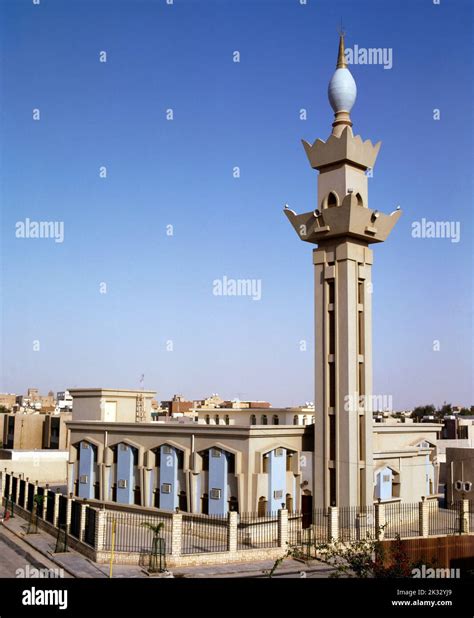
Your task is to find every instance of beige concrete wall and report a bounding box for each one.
[0,458,67,485]
[69,389,156,423]
[2,414,45,449]
[374,424,441,452]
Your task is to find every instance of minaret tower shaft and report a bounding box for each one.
[285,34,401,508]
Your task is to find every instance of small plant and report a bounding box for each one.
[141,521,166,573]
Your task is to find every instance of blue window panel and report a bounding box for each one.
[116,444,134,504]
[78,442,94,499]
[208,448,228,515]
[160,446,178,510]
[268,448,286,513]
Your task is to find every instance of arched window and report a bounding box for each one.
[214,414,219,425]
[302,415,307,425]
[205,414,210,425]
[311,416,315,424]
[356,192,363,207]
[272,414,279,425]
[250,414,257,425]
[293,415,299,425]
[225,414,230,425]
[261,415,268,425]
[327,191,338,207]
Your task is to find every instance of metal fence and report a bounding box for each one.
[84,507,97,547]
[103,510,172,554]
[26,483,35,512]
[11,476,18,503]
[58,494,68,527]
[182,513,228,554]
[237,511,279,550]
[18,479,26,507]
[3,474,10,501]
[70,500,81,539]
[287,508,328,547]
[339,505,377,542]
[428,502,461,536]
[383,501,419,539]
[45,491,55,524]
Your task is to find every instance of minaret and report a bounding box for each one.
[285,34,401,508]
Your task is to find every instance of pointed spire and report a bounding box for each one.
[336,32,347,69]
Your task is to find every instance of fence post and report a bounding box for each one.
[41,485,49,519]
[460,499,469,534]
[66,493,73,533]
[375,500,385,540]
[94,508,107,553]
[52,490,60,527]
[278,508,288,550]
[419,497,429,537]
[78,500,88,541]
[227,511,238,552]
[171,512,182,557]
[0,470,3,501]
[328,506,339,541]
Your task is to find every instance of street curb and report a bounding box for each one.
[1,522,77,579]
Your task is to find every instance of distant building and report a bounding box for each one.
[2,412,70,450]
[69,388,156,423]
[0,394,17,411]
[160,395,194,417]
[56,390,73,413]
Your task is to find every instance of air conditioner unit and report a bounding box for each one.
[211,449,221,458]
[161,483,172,494]
[118,479,127,489]
[162,446,172,454]
[275,448,284,457]
[273,490,283,500]
[79,475,88,484]
[210,488,221,500]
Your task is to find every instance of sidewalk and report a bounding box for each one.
[1,514,147,578]
[172,558,336,578]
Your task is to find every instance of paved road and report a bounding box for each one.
[0,527,70,578]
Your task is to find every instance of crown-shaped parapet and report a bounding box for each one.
[284,192,401,245]
[302,126,381,171]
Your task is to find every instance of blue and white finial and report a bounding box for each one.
[328,32,357,135]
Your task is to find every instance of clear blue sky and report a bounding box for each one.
[1,0,472,408]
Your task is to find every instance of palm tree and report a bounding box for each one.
[141,521,166,572]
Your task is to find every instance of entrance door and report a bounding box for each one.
[104,401,117,422]
[258,496,267,517]
[302,493,313,529]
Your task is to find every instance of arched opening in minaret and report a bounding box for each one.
[327,191,338,208]
[356,192,364,207]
